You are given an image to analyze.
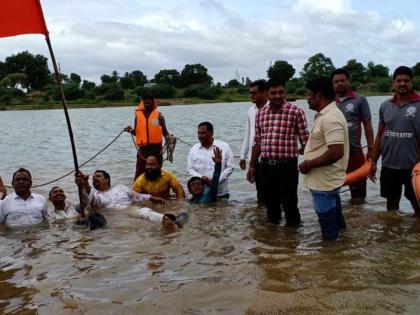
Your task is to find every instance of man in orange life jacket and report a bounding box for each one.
[125,95,170,180]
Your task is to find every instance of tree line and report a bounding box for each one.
[1,51,420,107]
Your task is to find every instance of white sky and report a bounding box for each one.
[1,0,419,83]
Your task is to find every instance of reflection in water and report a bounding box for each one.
[1,99,420,313]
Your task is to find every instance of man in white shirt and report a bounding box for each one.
[75,169,165,209]
[0,168,49,227]
[187,121,234,198]
[48,186,80,220]
[239,80,268,203]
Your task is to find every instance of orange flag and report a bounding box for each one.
[0,0,48,38]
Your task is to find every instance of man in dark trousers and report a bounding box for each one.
[247,78,309,225]
[125,95,170,180]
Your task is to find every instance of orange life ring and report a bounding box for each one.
[412,162,420,203]
[343,155,372,186]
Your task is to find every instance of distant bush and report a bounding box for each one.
[93,83,125,100]
[183,84,222,99]
[134,84,175,99]
[373,78,391,93]
[53,83,85,101]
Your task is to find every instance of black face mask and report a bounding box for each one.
[145,169,161,181]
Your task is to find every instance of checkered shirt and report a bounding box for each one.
[254,102,309,159]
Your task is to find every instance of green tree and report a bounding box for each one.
[343,59,366,85]
[3,51,51,90]
[81,80,96,91]
[100,71,119,84]
[301,53,335,82]
[366,61,389,78]
[69,73,82,86]
[373,77,391,93]
[131,70,147,87]
[0,73,27,88]
[225,79,241,87]
[412,62,420,76]
[119,72,135,89]
[180,64,213,87]
[267,60,295,82]
[154,69,180,86]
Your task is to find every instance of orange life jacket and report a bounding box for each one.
[135,100,162,147]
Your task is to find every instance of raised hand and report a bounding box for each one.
[212,147,222,164]
[0,176,7,200]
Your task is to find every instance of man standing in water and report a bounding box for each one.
[332,68,374,203]
[0,168,49,226]
[187,122,234,198]
[248,78,309,225]
[370,66,420,214]
[124,95,170,180]
[299,77,349,240]
[239,80,269,203]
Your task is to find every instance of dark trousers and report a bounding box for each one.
[346,150,366,199]
[260,158,301,225]
[254,159,264,203]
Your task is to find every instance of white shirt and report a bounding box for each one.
[87,184,151,209]
[136,207,164,224]
[187,139,234,196]
[0,192,48,227]
[49,201,80,220]
[240,102,268,160]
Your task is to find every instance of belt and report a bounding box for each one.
[260,158,297,166]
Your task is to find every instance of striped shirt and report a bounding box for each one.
[254,102,309,159]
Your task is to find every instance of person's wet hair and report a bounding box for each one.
[12,167,32,181]
[94,170,111,186]
[393,66,413,80]
[146,153,163,166]
[331,68,350,80]
[250,79,268,91]
[306,76,336,101]
[49,186,61,197]
[267,78,286,89]
[187,176,203,190]
[198,121,213,133]
[142,94,154,101]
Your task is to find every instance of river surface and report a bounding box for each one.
[1,97,420,314]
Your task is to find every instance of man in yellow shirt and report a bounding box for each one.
[299,76,349,241]
[133,154,185,200]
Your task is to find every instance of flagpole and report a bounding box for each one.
[44,34,85,217]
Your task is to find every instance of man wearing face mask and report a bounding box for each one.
[132,154,185,200]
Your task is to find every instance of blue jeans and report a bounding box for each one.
[310,188,346,240]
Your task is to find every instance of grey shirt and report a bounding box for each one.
[379,94,420,170]
[336,92,371,153]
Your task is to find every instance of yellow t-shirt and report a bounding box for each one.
[132,169,185,199]
[303,102,349,191]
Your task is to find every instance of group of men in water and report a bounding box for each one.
[1,65,419,241]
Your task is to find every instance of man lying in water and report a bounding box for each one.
[136,207,188,232]
[75,169,165,209]
[48,186,80,219]
[187,147,222,204]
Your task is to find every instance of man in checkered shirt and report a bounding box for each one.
[247,78,309,225]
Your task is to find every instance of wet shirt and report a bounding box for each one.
[336,91,371,153]
[0,192,48,226]
[87,184,151,209]
[192,163,221,204]
[254,102,309,160]
[187,139,234,196]
[304,102,349,191]
[49,201,79,220]
[132,170,185,199]
[379,92,420,170]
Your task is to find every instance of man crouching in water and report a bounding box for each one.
[187,147,222,203]
[48,186,80,220]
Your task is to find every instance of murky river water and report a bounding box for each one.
[1,97,420,314]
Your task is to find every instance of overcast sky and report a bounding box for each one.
[1,0,419,83]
